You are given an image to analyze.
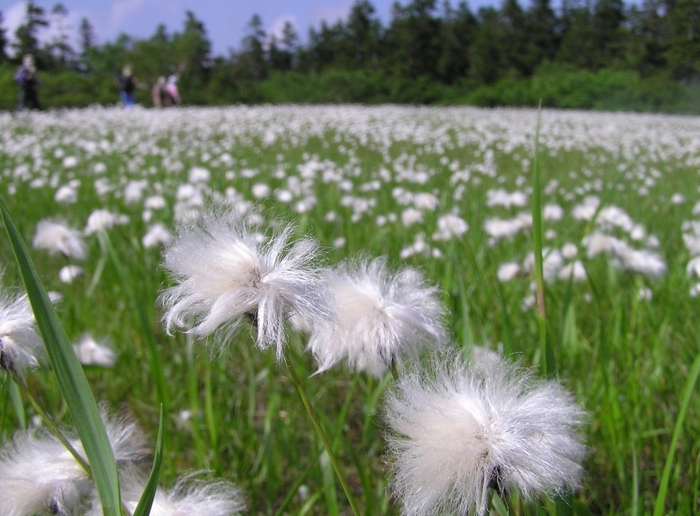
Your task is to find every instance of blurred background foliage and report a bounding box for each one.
[1,0,700,112]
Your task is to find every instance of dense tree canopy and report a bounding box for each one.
[1,0,699,110]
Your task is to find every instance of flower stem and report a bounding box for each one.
[284,356,362,516]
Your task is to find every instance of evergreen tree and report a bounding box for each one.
[174,10,212,79]
[12,1,49,62]
[47,3,75,68]
[79,17,96,57]
[471,7,504,84]
[500,0,534,76]
[388,0,442,78]
[152,24,170,45]
[665,0,700,80]
[276,21,299,71]
[0,11,9,63]
[557,0,597,68]
[527,0,560,65]
[346,0,382,69]
[438,1,477,82]
[592,0,627,67]
[240,14,267,80]
[626,0,669,75]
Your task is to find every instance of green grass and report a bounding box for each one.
[0,106,698,514]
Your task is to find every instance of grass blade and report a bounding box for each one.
[652,348,700,516]
[530,104,555,378]
[0,198,122,516]
[133,404,165,516]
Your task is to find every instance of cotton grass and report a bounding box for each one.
[384,353,586,516]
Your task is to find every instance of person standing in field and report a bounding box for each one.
[165,75,181,106]
[14,54,41,110]
[152,76,167,108]
[116,65,138,108]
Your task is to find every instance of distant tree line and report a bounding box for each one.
[1,0,699,111]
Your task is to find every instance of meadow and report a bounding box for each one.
[0,105,699,515]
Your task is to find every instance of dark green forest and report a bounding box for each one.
[1,0,700,112]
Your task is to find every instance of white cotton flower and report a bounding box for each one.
[59,265,84,284]
[690,283,700,298]
[686,256,700,278]
[142,223,173,249]
[62,156,78,168]
[144,195,167,210]
[307,257,448,378]
[524,249,564,284]
[614,247,667,280]
[434,214,468,241]
[0,286,43,377]
[543,204,564,221]
[637,287,653,301]
[384,353,586,516]
[54,185,78,204]
[33,219,87,260]
[401,208,423,227]
[0,431,90,516]
[73,333,116,367]
[497,262,521,282]
[0,410,147,516]
[188,166,211,184]
[252,183,271,199]
[84,209,125,235]
[561,243,578,260]
[88,471,245,516]
[160,210,331,359]
[583,232,625,258]
[558,261,587,283]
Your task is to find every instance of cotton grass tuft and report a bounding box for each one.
[384,353,586,516]
[160,209,331,359]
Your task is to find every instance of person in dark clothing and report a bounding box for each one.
[14,54,41,110]
[116,65,138,107]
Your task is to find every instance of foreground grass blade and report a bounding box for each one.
[133,404,165,516]
[653,349,700,516]
[530,105,555,378]
[0,199,122,516]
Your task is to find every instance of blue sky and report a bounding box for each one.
[1,0,503,57]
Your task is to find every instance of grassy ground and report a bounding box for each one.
[0,106,698,515]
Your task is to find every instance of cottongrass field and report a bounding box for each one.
[1,105,699,515]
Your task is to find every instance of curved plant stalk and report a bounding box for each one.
[285,355,361,516]
[1,198,123,516]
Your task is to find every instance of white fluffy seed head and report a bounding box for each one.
[0,408,147,516]
[384,353,586,516]
[33,219,87,260]
[160,209,331,360]
[307,256,448,377]
[87,471,246,516]
[0,286,44,377]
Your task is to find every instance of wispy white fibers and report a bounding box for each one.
[307,257,448,377]
[160,209,331,359]
[59,265,84,284]
[88,471,246,516]
[73,333,117,367]
[0,281,44,377]
[32,219,87,260]
[0,409,147,516]
[33,219,88,260]
[384,353,586,516]
[142,223,173,249]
